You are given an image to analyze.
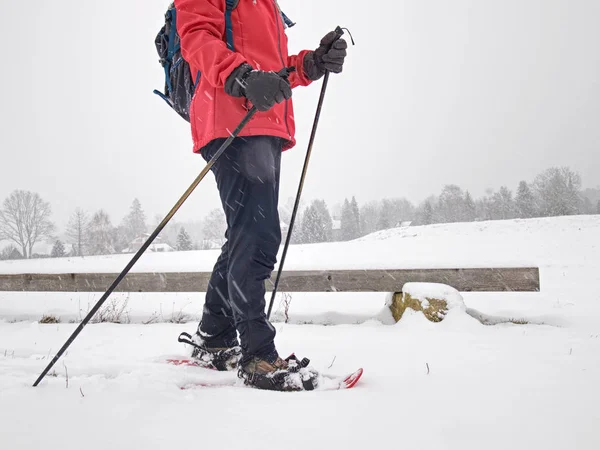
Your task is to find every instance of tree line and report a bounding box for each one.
[286,166,600,244]
[0,195,193,260]
[0,166,598,259]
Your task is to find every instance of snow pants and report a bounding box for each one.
[197,135,283,364]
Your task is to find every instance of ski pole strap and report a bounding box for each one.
[334,26,356,46]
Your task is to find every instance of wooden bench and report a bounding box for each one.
[0,268,540,293]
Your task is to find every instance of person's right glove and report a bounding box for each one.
[225,63,292,112]
[303,31,348,81]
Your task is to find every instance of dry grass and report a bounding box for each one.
[91,295,130,324]
[389,292,448,323]
[40,315,61,324]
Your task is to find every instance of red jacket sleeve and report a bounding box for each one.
[287,50,314,89]
[174,0,248,88]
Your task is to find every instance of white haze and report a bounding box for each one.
[1,0,599,230]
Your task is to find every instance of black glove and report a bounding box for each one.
[225,63,292,112]
[304,31,348,81]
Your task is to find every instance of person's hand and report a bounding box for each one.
[303,30,348,80]
[313,30,348,74]
[242,70,292,111]
[225,64,292,112]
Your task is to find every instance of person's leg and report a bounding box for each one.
[200,135,283,364]
[196,239,239,348]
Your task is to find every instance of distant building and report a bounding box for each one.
[331,217,342,241]
[123,234,174,253]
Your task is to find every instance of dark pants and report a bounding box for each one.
[197,135,283,364]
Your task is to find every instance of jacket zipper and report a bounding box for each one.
[272,0,291,139]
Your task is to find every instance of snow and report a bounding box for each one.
[1,214,598,274]
[1,215,600,449]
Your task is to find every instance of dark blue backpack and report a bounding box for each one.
[153,1,294,123]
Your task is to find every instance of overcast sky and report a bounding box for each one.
[1,0,599,232]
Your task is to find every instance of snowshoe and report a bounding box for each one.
[238,353,319,391]
[178,332,241,371]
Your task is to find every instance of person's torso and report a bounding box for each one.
[189,0,296,152]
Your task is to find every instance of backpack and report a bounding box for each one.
[153,1,295,123]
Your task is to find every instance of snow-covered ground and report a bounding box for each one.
[1,216,599,450]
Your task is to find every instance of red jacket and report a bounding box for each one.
[174,0,314,152]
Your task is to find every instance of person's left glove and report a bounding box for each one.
[303,31,348,81]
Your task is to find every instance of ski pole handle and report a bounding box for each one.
[334,26,355,45]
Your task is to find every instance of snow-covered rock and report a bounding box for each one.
[389,282,466,322]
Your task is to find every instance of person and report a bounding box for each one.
[174,0,347,391]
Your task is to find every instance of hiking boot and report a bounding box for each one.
[238,354,319,391]
[178,332,241,371]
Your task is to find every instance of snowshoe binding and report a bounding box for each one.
[238,353,319,391]
[178,332,241,371]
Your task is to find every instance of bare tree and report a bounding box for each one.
[436,185,466,223]
[0,244,23,260]
[86,210,115,255]
[66,208,90,256]
[0,190,55,258]
[202,208,227,244]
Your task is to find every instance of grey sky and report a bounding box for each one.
[1,0,599,232]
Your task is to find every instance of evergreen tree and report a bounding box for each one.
[51,240,66,258]
[515,181,536,218]
[298,205,318,243]
[490,186,516,220]
[340,198,360,240]
[377,199,392,230]
[313,199,333,242]
[359,201,380,236]
[475,196,490,221]
[177,227,193,251]
[421,201,434,225]
[463,191,477,221]
[350,196,361,235]
[123,199,147,243]
[299,200,332,243]
[533,167,581,216]
[340,199,351,240]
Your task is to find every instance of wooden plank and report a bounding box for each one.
[0,268,539,293]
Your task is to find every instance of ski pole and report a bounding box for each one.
[266,26,353,320]
[33,106,258,387]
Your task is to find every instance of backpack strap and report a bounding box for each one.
[165,8,179,93]
[280,11,295,29]
[225,0,237,51]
